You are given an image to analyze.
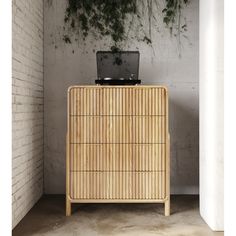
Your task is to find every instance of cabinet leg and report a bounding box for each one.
[164,199,170,216]
[66,198,71,216]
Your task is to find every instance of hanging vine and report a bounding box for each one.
[62,0,190,51]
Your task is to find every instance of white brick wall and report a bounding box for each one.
[12,0,44,228]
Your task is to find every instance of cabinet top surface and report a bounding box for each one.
[68,85,168,92]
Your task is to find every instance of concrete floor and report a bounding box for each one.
[13,195,223,236]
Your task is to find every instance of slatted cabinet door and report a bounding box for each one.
[66,86,170,216]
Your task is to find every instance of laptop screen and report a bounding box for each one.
[96,51,140,80]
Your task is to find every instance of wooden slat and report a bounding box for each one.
[70,144,165,171]
[70,171,165,200]
[70,116,165,144]
[69,87,166,116]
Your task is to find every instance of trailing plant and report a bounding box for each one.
[162,0,189,46]
[62,0,190,51]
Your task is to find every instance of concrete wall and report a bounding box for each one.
[44,0,199,194]
[12,0,44,228]
[200,0,224,231]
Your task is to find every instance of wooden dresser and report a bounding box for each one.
[66,85,170,216]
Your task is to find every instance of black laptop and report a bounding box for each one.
[95,51,141,85]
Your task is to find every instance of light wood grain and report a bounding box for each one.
[66,86,170,215]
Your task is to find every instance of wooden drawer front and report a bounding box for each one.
[70,144,166,171]
[70,171,166,200]
[69,87,167,116]
[69,116,166,144]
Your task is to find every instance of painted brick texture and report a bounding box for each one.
[12,0,44,228]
